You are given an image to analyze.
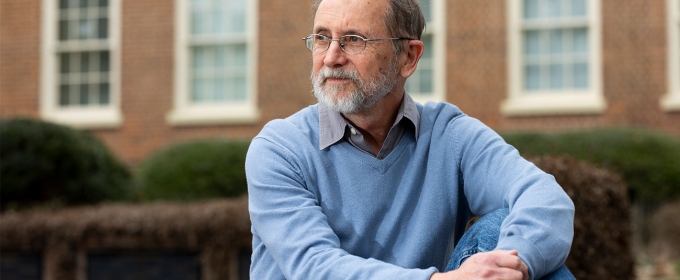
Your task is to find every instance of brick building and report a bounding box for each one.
[1,0,678,165]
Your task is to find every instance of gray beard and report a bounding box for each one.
[311,58,399,114]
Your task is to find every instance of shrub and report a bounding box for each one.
[136,140,250,201]
[0,118,132,210]
[501,128,680,205]
[530,156,633,280]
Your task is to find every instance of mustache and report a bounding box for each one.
[315,67,362,85]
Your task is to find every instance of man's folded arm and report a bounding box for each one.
[454,118,575,279]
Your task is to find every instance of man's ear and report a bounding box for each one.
[399,40,424,78]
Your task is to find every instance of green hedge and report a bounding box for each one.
[135,140,250,201]
[501,128,680,205]
[0,118,132,210]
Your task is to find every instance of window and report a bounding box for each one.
[406,0,445,103]
[503,0,605,116]
[662,0,680,111]
[169,0,259,126]
[41,0,122,128]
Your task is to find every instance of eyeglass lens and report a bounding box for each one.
[306,35,366,54]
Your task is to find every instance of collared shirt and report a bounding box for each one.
[318,93,421,159]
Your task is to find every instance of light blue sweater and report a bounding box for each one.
[246,102,574,280]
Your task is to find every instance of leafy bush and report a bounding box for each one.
[0,118,132,210]
[136,140,250,201]
[530,156,633,280]
[501,128,680,205]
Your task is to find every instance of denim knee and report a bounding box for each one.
[445,208,509,271]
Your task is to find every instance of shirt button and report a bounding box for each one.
[350,128,357,135]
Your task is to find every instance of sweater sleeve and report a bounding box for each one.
[246,125,438,280]
[454,117,575,280]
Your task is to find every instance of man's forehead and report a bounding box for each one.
[313,0,388,34]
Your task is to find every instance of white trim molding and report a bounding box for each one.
[662,0,680,111]
[408,0,446,104]
[40,0,122,128]
[168,0,260,126]
[502,0,606,116]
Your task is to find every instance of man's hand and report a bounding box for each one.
[430,250,529,280]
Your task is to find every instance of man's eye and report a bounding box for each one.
[348,36,361,43]
[316,35,329,41]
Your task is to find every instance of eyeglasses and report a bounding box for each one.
[302,34,414,54]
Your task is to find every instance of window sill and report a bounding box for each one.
[501,92,607,116]
[41,107,123,129]
[167,104,260,126]
[661,93,680,112]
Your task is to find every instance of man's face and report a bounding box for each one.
[310,0,401,114]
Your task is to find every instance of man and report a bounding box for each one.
[245,0,575,279]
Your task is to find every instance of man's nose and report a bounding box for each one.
[323,40,348,67]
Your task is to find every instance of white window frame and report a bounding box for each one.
[662,0,680,111]
[168,0,260,126]
[409,0,445,104]
[502,0,606,116]
[40,0,122,128]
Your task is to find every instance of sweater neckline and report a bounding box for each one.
[335,131,416,174]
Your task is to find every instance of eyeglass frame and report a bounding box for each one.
[302,34,415,54]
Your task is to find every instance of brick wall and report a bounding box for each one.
[0,0,678,165]
[0,0,41,119]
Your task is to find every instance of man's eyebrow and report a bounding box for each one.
[311,28,370,38]
[343,29,369,37]
[313,26,329,34]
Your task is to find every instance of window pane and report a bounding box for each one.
[549,64,564,89]
[190,0,207,35]
[420,0,432,22]
[78,19,95,39]
[59,85,70,106]
[525,64,541,90]
[524,0,539,19]
[422,34,433,59]
[233,77,246,100]
[191,78,207,102]
[100,51,110,72]
[228,0,246,34]
[99,83,109,104]
[573,62,588,88]
[405,71,420,94]
[549,29,563,54]
[59,20,69,41]
[524,30,540,55]
[214,78,226,101]
[79,84,89,105]
[570,0,586,17]
[97,18,108,39]
[214,10,225,34]
[230,44,247,67]
[60,54,71,73]
[60,0,70,9]
[419,69,433,93]
[81,52,90,73]
[71,53,81,72]
[572,28,588,53]
[547,0,563,18]
[192,46,209,68]
[215,46,226,68]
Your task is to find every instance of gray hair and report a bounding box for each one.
[312,0,426,53]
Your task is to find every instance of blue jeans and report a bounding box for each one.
[445,208,575,280]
